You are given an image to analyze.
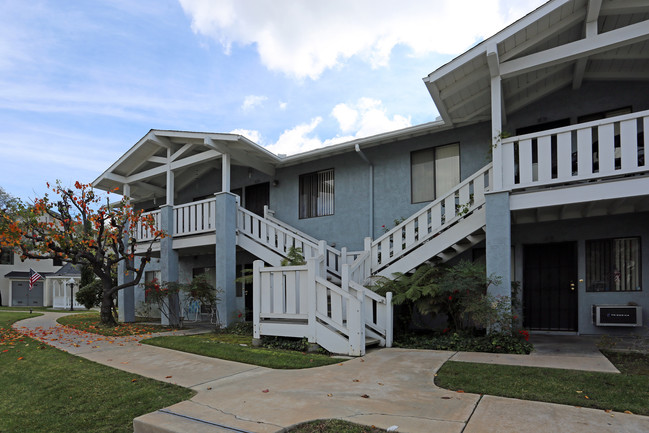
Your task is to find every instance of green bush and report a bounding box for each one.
[75,279,103,309]
[395,330,533,354]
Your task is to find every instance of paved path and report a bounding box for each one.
[11,312,649,433]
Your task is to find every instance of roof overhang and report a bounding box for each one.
[92,130,282,200]
[423,0,649,126]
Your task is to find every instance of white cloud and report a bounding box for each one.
[332,98,411,138]
[264,117,326,155]
[279,101,287,110]
[230,128,262,144]
[241,94,267,111]
[179,0,547,79]
[262,98,411,156]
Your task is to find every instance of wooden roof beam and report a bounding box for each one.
[500,19,649,79]
[204,137,276,176]
[573,0,602,89]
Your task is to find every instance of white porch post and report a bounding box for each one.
[488,47,504,192]
[118,183,135,323]
[160,160,180,326]
[222,153,231,193]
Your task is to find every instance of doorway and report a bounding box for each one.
[523,242,578,331]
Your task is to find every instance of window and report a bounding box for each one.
[411,143,460,203]
[299,169,334,218]
[586,237,641,292]
[0,248,14,265]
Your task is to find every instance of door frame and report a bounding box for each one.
[523,241,579,331]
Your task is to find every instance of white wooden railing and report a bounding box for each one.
[174,197,216,236]
[239,207,346,277]
[371,163,492,272]
[135,209,161,241]
[262,206,355,275]
[498,109,649,191]
[253,255,392,356]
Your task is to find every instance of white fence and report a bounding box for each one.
[499,109,649,191]
[253,255,392,356]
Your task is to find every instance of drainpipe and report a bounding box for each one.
[355,144,373,239]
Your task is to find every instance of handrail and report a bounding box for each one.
[498,110,649,191]
[500,108,649,145]
[371,163,492,271]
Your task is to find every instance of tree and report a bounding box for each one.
[0,181,165,326]
[0,186,18,211]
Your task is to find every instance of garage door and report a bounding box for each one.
[11,280,44,307]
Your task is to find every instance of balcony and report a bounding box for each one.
[497,110,649,192]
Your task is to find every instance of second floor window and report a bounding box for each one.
[0,247,14,265]
[411,143,460,203]
[299,169,334,218]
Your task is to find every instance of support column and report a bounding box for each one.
[222,154,231,193]
[118,183,135,323]
[485,191,511,300]
[159,204,180,326]
[490,73,504,191]
[214,192,237,326]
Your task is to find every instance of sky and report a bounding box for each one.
[0,0,546,201]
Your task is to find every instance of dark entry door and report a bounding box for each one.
[245,182,270,216]
[523,242,578,331]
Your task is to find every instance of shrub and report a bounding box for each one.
[75,279,103,309]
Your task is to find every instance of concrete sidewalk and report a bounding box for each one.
[12,312,649,433]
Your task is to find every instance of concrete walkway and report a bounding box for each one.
[12,312,649,433]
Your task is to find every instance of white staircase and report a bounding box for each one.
[243,163,493,356]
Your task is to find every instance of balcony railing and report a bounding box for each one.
[498,109,649,191]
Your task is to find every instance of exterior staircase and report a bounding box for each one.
[242,163,493,356]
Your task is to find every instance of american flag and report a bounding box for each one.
[29,269,43,290]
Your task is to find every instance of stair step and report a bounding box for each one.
[365,337,381,347]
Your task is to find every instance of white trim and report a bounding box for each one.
[499,19,649,79]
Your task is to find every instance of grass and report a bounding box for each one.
[435,351,649,415]
[57,312,174,336]
[0,306,83,312]
[287,419,388,432]
[0,312,194,433]
[143,332,347,369]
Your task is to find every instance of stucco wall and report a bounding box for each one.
[504,81,649,134]
[269,122,492,250]
[512,212,649,336]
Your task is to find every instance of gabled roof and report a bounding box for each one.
[52,263,81,277]
[423,0,649,126]
[4,271,55,279]
[92,129,282,200]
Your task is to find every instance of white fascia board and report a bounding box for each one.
[424,0,573,83]
[500,19,649,78]
[509,176,649,210]
[92,129,161,188]
[204,137,276,176]
[278,120,449,167]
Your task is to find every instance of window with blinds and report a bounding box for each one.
[299,169,334,218]
[0,247,13,265]
[411,143,460,203]
[586,237,641,292]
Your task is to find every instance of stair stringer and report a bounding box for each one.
[237,233,285,266]
[375,206,486,278]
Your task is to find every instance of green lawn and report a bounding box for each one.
[143,332,347,369]
[435,352,649,416]
[0,306,85,312]
[57,312,174,336]
[0,312,194,433]
[288,419,387,432]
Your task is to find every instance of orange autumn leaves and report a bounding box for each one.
[0,180,166,265]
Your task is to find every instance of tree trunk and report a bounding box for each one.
[99,280,117,327]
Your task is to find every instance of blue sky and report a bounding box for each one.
[0,0,545,201]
